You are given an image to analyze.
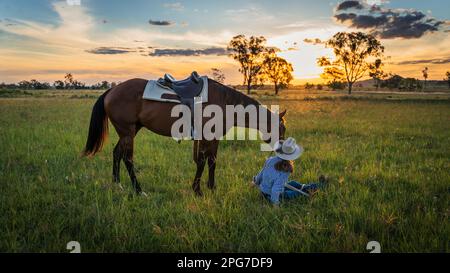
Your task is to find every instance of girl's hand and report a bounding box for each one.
[250,176,257,187]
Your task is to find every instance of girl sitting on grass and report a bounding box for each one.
[252,137,328,206]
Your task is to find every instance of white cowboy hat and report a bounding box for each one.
[273,137,303,161]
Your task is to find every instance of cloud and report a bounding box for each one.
[276,21,321,30]
[2,18,24,27]
[149,47,228,57]
[336,1,364,11]
[0,2,96,49]
[224,7,274,22]
[334,1,447,39]
[86,46,229,57]
[364,0,389,5]
[109,28,233,48]
[163,2,184,11]
[85,47,135,55]
[396,57,450,65]
[148,19,174,26]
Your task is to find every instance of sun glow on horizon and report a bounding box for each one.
[267,27,342,83]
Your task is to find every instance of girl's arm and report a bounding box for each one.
[253,158,269,185]
[270,173,289,205]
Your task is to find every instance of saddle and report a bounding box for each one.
[155,71,206,139]
[157,71,204,99]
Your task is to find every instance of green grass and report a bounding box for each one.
[0,93,449,252]
[0,89,34,98]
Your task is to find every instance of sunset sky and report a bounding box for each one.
[0,0,449,85]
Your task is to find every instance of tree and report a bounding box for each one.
[262,51,293,94]
[445,71,450,89]
[100,81,110,89]
[29,79,50,89]
[18,80,31,89]
[400,78,422,91]
[16,79,50,90]
[227,35,269,94]
[317,56,346,89]
[72,80,86,89]
[380,74,422,91]
[64,73,74,89]
[62,74,87,89]
[304,83,314,90]
[211,68,226,84]
[318,32,384,94]
[381,74,403,90]
[30,79,39,89]
[422,67,428,90]
[54,80,65,89]
[369,58,387,90]
[327,80,346,90]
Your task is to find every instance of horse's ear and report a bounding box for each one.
[279,109,287,118]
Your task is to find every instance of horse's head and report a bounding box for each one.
[278,109,287,140]
[263,109,287,144]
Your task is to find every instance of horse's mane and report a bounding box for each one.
[214,80,262,107]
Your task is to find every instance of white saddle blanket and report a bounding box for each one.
[142,76,208,103]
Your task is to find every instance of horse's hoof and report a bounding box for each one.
[207,182,216,191]
[194,190,203,197]
[192,183,202,196]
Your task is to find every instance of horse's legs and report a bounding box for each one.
[207,140,219,190]
[192,140,206,196]
[112,141,122,184]
[120,135,144,195]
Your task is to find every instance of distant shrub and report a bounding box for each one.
[381,74,403,89]
[399,78,423,91]
[327,80,346,90]
[305,83,314,90]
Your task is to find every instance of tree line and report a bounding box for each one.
[305,72,450,92]
[0,73,118,90]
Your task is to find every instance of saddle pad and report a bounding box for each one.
[142,76,208,103]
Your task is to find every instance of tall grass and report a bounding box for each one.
[0,96,448,252]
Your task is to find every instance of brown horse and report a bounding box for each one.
[82,78,286,196]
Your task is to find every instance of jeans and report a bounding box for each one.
[282,181,321,200]
[261,181,325,203]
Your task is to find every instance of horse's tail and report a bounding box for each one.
[83,89,110,157]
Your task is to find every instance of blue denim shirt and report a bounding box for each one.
[254,156,290,205]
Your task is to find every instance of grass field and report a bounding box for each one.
[0,89,449,252]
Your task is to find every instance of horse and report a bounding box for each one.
[82,78,287,196]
